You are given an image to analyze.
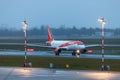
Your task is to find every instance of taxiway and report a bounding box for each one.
[0,51,120,59]
[0,67,120,80]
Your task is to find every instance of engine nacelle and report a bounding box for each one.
[81,49,87,53]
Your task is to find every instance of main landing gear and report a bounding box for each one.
[55,52,60,56]
[55,49,61,56]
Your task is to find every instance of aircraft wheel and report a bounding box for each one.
[55,52,60,56]
[72,52,76,56]
[76,53,80,57]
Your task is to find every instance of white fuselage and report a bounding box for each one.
[49,40,86,51]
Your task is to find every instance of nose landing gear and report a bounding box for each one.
[72,50,80,57]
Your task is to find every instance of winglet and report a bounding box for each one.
[47,26,54,41]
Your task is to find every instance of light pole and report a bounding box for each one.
[98,17,106,71]
[22,20,28,67]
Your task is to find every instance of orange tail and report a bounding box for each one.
[48,26,54,41]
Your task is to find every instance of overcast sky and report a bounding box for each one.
[0,0,120,29]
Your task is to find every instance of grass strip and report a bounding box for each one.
[0,55,120,71]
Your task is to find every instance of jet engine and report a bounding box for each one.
[80,49,87,53]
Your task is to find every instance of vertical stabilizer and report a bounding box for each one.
[48,26,54,41]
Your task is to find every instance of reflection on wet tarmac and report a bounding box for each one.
[0,67,120,80]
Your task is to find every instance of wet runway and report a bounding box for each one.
[0,51,120,59]
[0,67,120,80]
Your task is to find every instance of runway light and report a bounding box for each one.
[27,48,34,52]
[87,49,93,53]
[98,18,106,24]
[22,19,32,67]
[98,17,106,71]
[65,64,69,68]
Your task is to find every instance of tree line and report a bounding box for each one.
[0,25,119,37]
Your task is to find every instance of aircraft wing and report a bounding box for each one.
[0,43,42,46]
[85,44,100,48]
[0,43,119,49]
[85,44,120,48]
[0,43,24,45]
[26,43,56,48]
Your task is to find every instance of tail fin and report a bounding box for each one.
[47,26,54,41]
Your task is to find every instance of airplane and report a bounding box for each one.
[44,26,87,56]
[43,26,120,56]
